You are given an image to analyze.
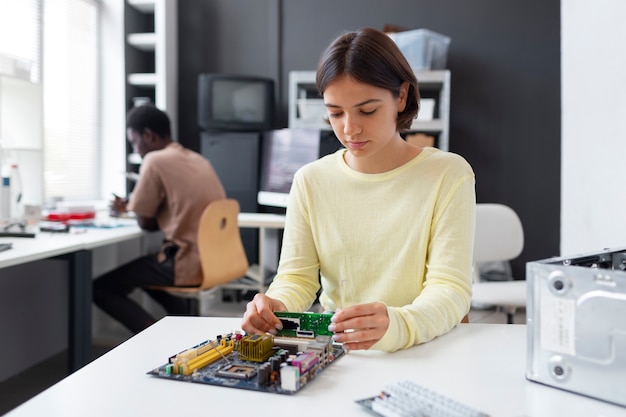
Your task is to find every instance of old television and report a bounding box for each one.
[198,73,275,131]
[258,128,343,208]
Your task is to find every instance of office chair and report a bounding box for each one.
[471,203,525,324]
[148,198,249,315]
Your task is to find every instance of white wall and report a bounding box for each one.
[561,0,626,255]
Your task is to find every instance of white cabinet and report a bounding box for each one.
[125,0,178,137]
[0,58,44,208]
[288,70,450,151]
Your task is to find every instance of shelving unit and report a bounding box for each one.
[125,0,178,137]
[288,70,451,151]
[123,0,177,190]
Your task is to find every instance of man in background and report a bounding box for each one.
[93,104,226,333]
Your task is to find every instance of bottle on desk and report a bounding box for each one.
[9,164,23,219]
[0,175,9,220]
[0,164,23,220]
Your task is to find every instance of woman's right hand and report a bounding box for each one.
[241,293,287,335]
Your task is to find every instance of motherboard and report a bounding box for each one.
[147,312,343,394]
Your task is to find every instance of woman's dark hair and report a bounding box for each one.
[316,27,420,131]
[126,104,171,138]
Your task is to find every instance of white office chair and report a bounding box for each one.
[471,203,526,324]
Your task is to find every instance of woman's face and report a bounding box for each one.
[323,75,407,161]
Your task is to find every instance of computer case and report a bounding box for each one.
[200,131,260,264]
[526,247,626,407]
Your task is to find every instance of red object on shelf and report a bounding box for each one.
[46,210,96,221]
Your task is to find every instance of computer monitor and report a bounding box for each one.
[198,73,275,131]
[257,128,322,208]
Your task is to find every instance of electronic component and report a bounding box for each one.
[356,379,490,417]
[238,334,274,362]
[275,311,334,337]
[215,364,257,380]
[39,221,70,233]
[1,220,35,238]
[148,317,344,395]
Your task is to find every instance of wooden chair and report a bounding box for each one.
[149,198,249,314]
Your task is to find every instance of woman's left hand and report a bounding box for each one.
[328,302,389,351]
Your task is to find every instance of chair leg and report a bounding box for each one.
[505,307,517,324]
[188,299,200,316]
[506,312,514,324]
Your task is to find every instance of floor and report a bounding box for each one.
[0,302,525,416]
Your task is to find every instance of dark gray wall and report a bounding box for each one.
[178,0,561,278]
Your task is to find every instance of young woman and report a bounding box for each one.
[242,28,475,352]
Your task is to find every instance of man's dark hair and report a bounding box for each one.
[126,104,171,138]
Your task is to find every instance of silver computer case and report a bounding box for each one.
[526,247,626,407]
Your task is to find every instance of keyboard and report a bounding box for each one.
[356,379,490,417]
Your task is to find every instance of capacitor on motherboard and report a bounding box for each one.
[269,356,280,373]
[257,363,270,386]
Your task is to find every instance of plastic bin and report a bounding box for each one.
[387,29,451,70]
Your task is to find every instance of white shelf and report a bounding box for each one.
[127,73,157,86]
[0,54,34,81]
[127,0,155,13]
[409,119,445,132]
[127,153,142,165]
[124,0,177,137]
[127,33,156,51]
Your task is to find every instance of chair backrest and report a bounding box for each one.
[474,203,524,264]
[196,199,249,290]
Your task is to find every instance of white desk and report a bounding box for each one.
[236,212,286,293]
[6,317,625,417]
[0,221,144,373]
[0,223,143,268]
[0,212,285,375]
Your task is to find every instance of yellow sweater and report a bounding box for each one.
[265,147,476,352]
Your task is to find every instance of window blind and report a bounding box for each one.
[0,0,41,82]
[0,0,101,204]
[43,0,101,201]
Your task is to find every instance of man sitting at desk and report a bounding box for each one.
[93,105,226,333]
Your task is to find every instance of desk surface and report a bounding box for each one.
[6,317,625,417]
[0,219,142,269]
[0,213,282,270]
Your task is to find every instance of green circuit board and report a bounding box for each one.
[275,312,334,338]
